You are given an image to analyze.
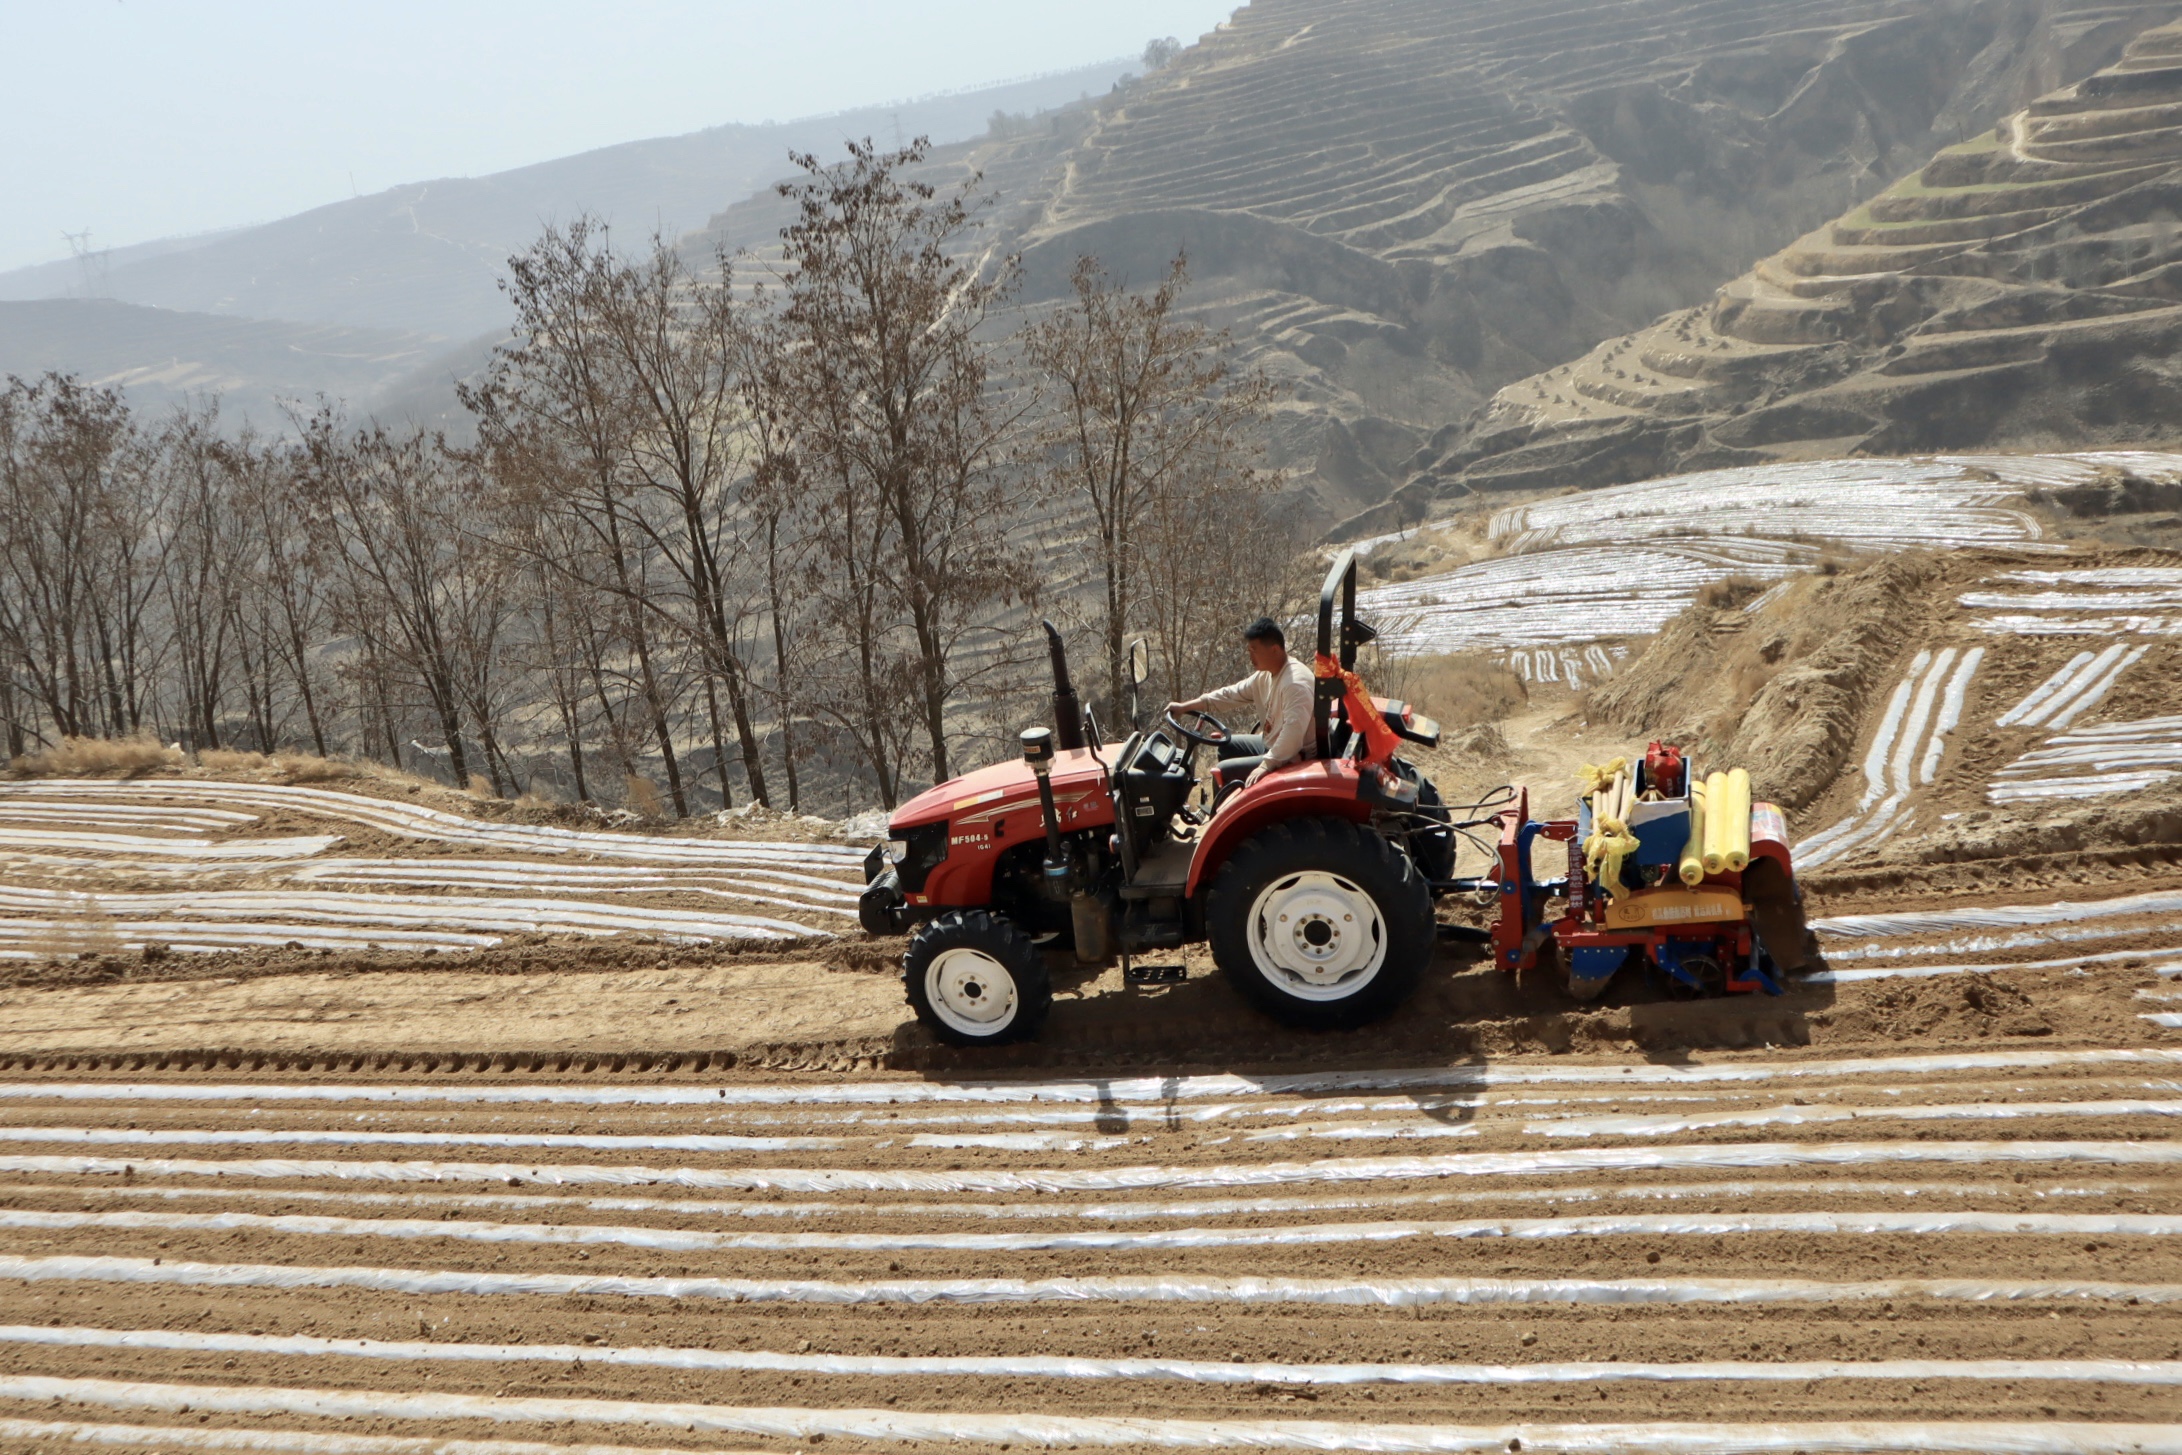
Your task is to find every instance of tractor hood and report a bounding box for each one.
[889,745,1116,832]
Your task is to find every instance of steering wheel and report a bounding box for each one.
[1163,707,1233,748]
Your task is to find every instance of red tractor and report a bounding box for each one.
[859,551,1459,1045]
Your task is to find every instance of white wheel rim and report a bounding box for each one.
[925,946,1019,1036]
[1245,870,1387,1001]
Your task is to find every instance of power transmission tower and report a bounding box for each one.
[61,229,109,298]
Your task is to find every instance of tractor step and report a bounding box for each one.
[1125,963,1188,984]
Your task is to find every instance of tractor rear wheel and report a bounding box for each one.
[904,910,1052,1047]
[1207,817,1432,1029]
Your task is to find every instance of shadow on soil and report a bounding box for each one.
[883,937,1839,1078]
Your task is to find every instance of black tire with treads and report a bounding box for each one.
[903,909,1052,1047]
[1206,816,1432,1030]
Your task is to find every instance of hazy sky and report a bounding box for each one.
[0,1,1239,273]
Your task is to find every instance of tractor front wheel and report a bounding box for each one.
[904,910,1052,1047]
[1207,817,1432,1029]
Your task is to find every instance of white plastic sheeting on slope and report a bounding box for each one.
[0,1425,732,1455]
[0,780,869,871]
[11,1102,2162,1157]
[3,1415,2173,1455]
[5,1140,2178,1196]
[285,858,862,910]
[27,1173,2140,1222]
[1965,561,2182,636]
[0,884,825,944]
[11,1253,2177,1311]
[1820,919,2182,963]
[1972,613,2182,636]
[1523,1101,2182,1138]
[14,1204,2182,1255]
[9,1375,2178,1454]
[0,921,499,959]
[1357,543,1799,657]
[1991,642,2144,731]
[0,1426,748,1455]
[1506,643,1629,691]
[1798,647,1983,869]
[13,1323,2181,1389]
[1487,459,2052,556]
[1803,949,2182,985]
[7,1047,2178,1107]
[1991,710,2182,803]
[1962,451,2182,485]
[2035,643,2144,729]
[0,1125,844,1153]
[0,828,342,859]
[1966,567,2182,631]
[1812,890,2182,940]
[0,801,258,831]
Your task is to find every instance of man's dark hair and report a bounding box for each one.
[1242,616,1285,647]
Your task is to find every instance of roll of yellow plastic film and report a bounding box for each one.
[1679,782,1707,886]
[1724,767,1752,872]
[1700,770,1730,874]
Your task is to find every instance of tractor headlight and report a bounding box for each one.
[890,821,951,894]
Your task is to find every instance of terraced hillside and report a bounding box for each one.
[1017,0,2182,524]
[1418,14,2182,504]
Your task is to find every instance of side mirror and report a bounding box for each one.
[1126,638,1150,727]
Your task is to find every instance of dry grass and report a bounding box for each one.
[1,734,456,800]
[1357,524,1477,585]
[624,775,666,819]
[1371,650,1529,727]
[1697,575,1768,610]
[271,752,352,784]
[4,734,180,780]
[21,892,123,961]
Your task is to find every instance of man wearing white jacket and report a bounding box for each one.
[1166,616,1315,793]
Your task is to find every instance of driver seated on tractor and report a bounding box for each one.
[1166,616,1314,798]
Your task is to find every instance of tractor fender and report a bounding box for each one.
[1184,761,1371,898]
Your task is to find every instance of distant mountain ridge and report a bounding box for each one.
[0,59,1137,339]
[0,299,440,428]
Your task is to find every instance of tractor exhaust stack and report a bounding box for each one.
[1042,620,1086,752]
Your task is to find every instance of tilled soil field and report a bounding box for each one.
[3,1006,2181,1453]
[6,686,2182,1449]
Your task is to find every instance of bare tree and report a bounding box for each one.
[1020,252,1274,712]
[154,404,245,750]
[0,374,162,742]
[732,302,811,810]
[775,138,1038,792]
[467,222,710,814]
[244,435,336,756]
[1137,427,1311,707]
[295,412,483,787]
